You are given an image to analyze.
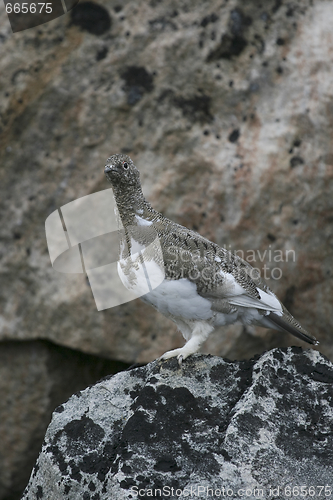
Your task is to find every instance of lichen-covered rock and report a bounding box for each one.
[22,348,333,499]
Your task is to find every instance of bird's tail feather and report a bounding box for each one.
[267,311,319,345]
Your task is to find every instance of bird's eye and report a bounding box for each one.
[123,162,128,169]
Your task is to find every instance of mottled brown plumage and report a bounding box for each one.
[105,154,318,364]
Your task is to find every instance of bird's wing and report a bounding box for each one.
[158,220,277,305]
[199,266,318,344]
[158,221,262,294]
[157,221,318,345]
[196,263,283,314]
[218,274,282,312]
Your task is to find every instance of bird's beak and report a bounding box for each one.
[104,165,113,173]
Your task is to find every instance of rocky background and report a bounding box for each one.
[0,0,332,498]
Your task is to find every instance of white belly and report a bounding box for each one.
[141,277,269,331]
[141,278,214,321]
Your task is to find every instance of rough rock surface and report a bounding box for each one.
[0,0,333,364]
[0,340,129,500]
[22,348,333,499]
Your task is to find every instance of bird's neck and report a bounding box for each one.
[112,185,158,226]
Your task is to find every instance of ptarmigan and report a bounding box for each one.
[104,154,318,365]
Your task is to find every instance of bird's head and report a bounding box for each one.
[104,154,141,191]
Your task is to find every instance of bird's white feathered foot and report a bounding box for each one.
[160,321,214,366]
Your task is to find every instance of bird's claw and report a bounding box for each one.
[158,351,184,368]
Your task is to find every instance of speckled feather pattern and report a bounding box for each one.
[104,154,317,360]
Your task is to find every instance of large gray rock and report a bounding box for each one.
[0,0,332,364]
[22,348,333,499]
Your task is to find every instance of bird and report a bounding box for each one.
[104,154,318,365]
